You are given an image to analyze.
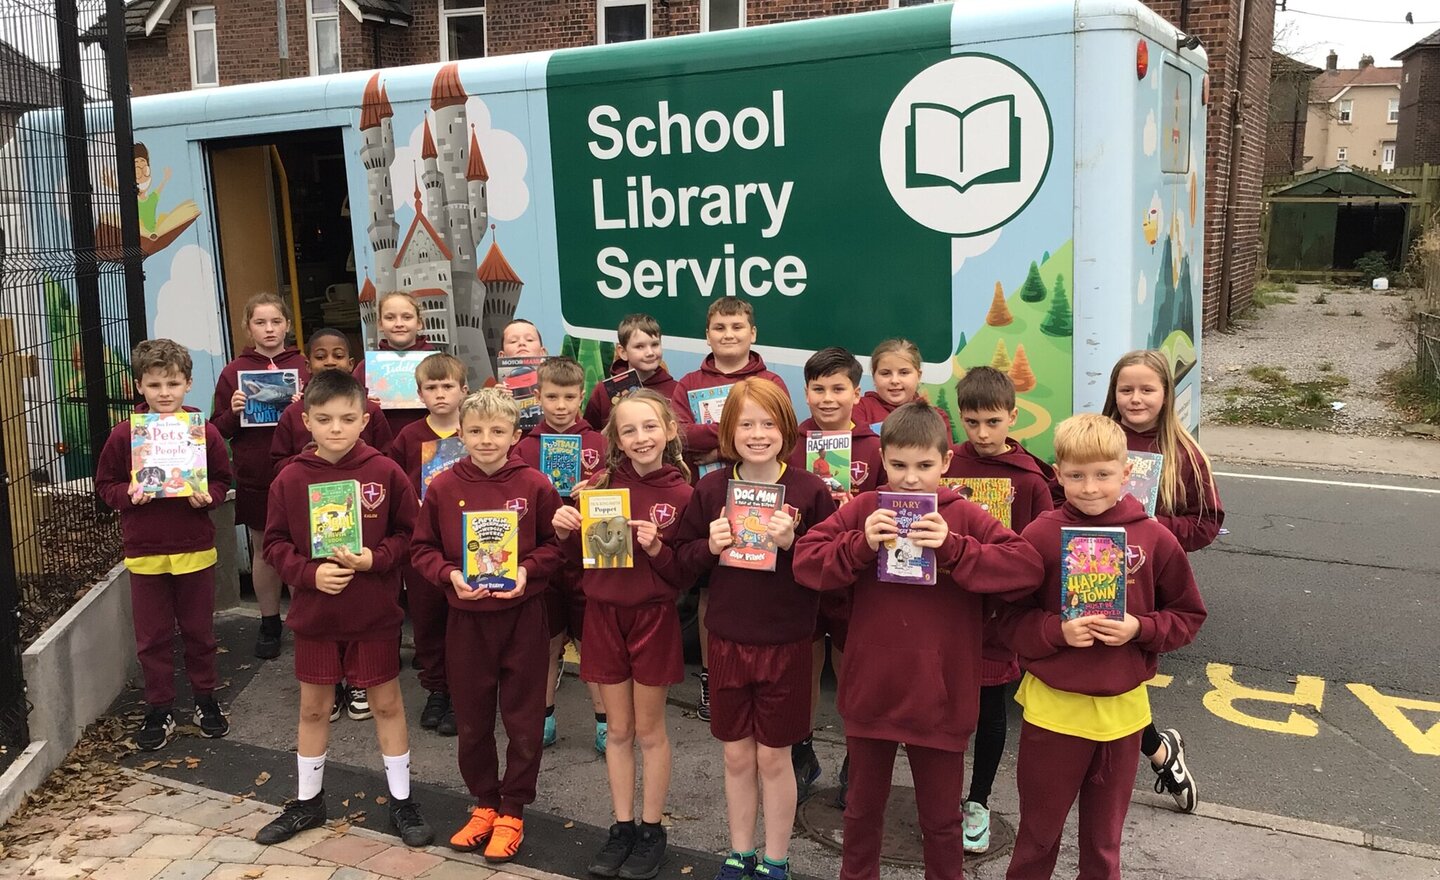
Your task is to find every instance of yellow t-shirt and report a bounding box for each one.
[124,549,219,576]
[1014,671,1151,741]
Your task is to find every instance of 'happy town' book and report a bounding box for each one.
[601,369,643,408]
[1125,451,1164,517]
[940,477,1015,528]
[461,510,520,592]
[579,488,633,569]
[540,434,583,497]
[308,480,363,558]
[1060,527,1128,621]
[419,436,466,501]
[497,356,546,433]
[130,412,208,498]
[805,431,852,493]
[721,479,788,572]
[876,491,937,585]
[365,351,428,409]
[238,369,300,427]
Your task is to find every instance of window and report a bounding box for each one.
[1338,98,1353,124]
[1337,146,1348,163]
[309,0,341,76]
[1388,98,1400,123]
[1382,142,1396,171]
[188,6,217,88]
[441,0,486,61]
[598,0,649,44]
[701,0,743,31]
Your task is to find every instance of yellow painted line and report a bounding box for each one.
[1347,684,1440,757]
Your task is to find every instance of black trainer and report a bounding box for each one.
[618,823,666,880]
[833,753,850,810]
[696,671,711,722]
[255,792,328,844]
[194,696,229,738]
[437,705,458,737]
[420,691,449,730]
[389,797,434,847]
[588,820,636,877]
[330,683,344,723]
[792,738,821,803]
[255,621,282,660]
[135,707,175,751]
[1152,727,1198,813]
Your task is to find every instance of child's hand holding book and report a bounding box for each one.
[630,519,662,557]
[863,508,898,551]
[230,388,247,413]
[708,513,733,555]
[128,482,152,506]
[552,505,583,540]
[332,546,374,572]
[186,490,213,509]
[906,512,950,550]
[315,562,354,595]
[766,507,797,551]
[1088,614,1140,646]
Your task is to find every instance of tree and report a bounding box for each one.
[1040,278,1073,337]
[930,386,960,442]
[953,331,968,357]
[1009,344,1037,392]
[990,339,1011,372]
[560,333,578,359]
[1020,261,1048,303]
[985,281,1013,326]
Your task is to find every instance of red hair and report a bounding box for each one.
[717,378,798,463]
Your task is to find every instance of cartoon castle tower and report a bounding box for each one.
[478,236,523,361]
[360,74,398,325]
[394,175,455,350]
[358,277,377,335]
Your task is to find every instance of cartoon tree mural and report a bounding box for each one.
[990,339,1012,372]
[45,277,133,477]
[560,334,578,360]
[1040,277,1074,337]
[953,331,968,357]
[985,282,1013,327]
[1020,261,1048,303]
[1010,344,1037,392]
[931,385,960,442]
[576,338,608,397]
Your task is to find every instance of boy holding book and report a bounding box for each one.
[584,313,677,428]
[96,339,233,751]
[272,327,393,473]
[997,413,1206,880]
[792,403,1044,880]
[256,370,433,848]
[388,353,469,737]
[410,388,564,862]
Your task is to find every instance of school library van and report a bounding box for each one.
[21,0,1205,465]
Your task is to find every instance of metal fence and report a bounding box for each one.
[0,0,143,768]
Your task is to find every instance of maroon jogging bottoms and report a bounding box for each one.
[130,567,218,707]
[842,735,966,880]
[1006,721,1142,880]
[446,598,548,817]
[406,565,448,693]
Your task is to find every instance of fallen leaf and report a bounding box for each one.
[332,822,351,834]
[564,821,575,829]
[354,791,365,799]
[341,800,349,808]
[681,868,693,875]
[254,772,271,786]
[243,869,264,879]
[138,761,160,771]
[374,796,387,805]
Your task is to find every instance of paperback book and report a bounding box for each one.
[579,488,633,569]
[540,434,583,497]
[238,369,300,427]
[366,351,428,409]
[1125,451,1164,517]
[805,431,852,493]
[876,491,937,585]
[688,385,734,478]
[419,436,465,501]
[130,412,208,498]
[308,480,363,558]
[600,369,643,408]
[721,479,788,571]
[940,477,1015,528]
[1060,527,1128,621]
[498,356,546,433]
[462,510,520,591]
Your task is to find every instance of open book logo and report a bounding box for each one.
[906,96,1022,193]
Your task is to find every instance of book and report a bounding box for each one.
[805,431,852,493]
[366,351,428,409]
[686,384,733,425]
[600,369,643,408]
[419,436,466,501]
[940,477,1015,528]
[579,488,633,569]
[1060,527,1128,621]
[461,510,520,592]
[308,480,363,558]
[129,412,208,498]
[876,491,937,585]
[540,434,583,497]
[905,95,1021,193]
[1125,451,1164,517]
[498,356,546,433]
[238,369,300,427]
[721,479,787,571]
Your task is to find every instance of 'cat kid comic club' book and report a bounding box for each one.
[238,369,300,427]
[308,479,363,557]
[721,479,788,572]
[805,431,852,494]
[462,510,520,592]
[1060,527,1128,620]
[876,491,937,585]
[130,412,208,498]
[579,488,633,569]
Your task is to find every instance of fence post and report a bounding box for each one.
[103,0,147,354]
[0,228,30,754]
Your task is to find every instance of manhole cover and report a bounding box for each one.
[797,786,1015,868]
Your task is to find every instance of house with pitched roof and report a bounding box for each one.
[1304,51,1402,172]
[1393,27,1440,167]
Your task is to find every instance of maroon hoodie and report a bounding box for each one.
[584,360,679,429]
[409,457,564,613]
[793,487,1044,751]
[352,338,437,437]
[95,406,234,558]
[788,418,885,496]
[262,443,417,642]
[570,461,693,607]
[996,495,1207,696]
[271,398,394,476]
[211,346,310,491]
[1122,424,1224,552]
[388,416,458,495]
[514,418,608,489]
[853,391,954,439]
[671,353,789,459]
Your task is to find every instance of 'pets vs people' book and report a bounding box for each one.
[1125,452,1164,517]
[419,436,465,501]
[238,369,300,427]
[876,491,937,585]
[579,488,633,569]
[722,479,788,572]
[130,412,208,498]
[308,480,362,558]
[462,510,520,591]
[805,431,851,493]
[940,477,1014,528]
[1060,527,1127,620]
[366,351,428,409]
[540,434,582,497]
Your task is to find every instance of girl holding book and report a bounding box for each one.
[354,291,436,437]
[852,338,953,437]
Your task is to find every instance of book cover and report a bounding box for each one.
[498,356,546,433]
[419,436,466,501]
[366,351,428,409]
[1125,451,1164,517]
[721,479,787,571]
[687,384,733,425]
[1060,527,1128,621]
[238,369,300,427]
[876,491,937,585]
[940,477,1015,528]
[540,434,583,497]
[461,510,520,592]
[308,479,363,558]
[579,488,633,569]
[601,369,643,408]
[130,412,208,498]
[805,431,852,493]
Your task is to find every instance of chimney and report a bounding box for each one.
[1360,54,1374,69]
[1326,50,1338,71]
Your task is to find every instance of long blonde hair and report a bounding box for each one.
[591,388,689,489]
[1102,350,1213,515]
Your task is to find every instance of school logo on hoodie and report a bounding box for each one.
[505,498,529,519]
[650,502,676,528]
[1126,544,1147,576]
[361,482,385,511]
[851,460,870,487]
[582,448,601,472]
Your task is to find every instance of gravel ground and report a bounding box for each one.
[1200,282,1416,435]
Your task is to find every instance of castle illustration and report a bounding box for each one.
[358,64,523,384]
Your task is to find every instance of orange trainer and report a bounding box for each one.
[485,815,524,862]
[449,806,498,852]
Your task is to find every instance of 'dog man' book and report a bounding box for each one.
[1060,527,1127,621]
[805,431,851,493]
[308,480,362,558]
[721,479,788,572]
[462,510,520,591]
[876,491,937,585]
[130,412,208,498]
[580,488,632,569]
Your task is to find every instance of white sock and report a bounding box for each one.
[383,751,411,801]
[297,752,326,801]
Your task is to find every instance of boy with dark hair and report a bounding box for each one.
[272,327,394,473]
[256,369,433,848]
[584,313,677,428]
[96,339,233,751]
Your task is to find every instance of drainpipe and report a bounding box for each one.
[1217,0,1252,332]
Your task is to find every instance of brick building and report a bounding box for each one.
[89,0,1272,330]
[1393,27,1440,167]
[1267,51,1319,174]
[1302,52,1401,173]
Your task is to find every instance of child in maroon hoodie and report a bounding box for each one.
[210,293,309,660]
[584,313,678,428]
[552,388,693,880]
[388,353,469,738]
[1103,349,1224,812]
[514,356,608,751]
[997,413,1206,880]
[410,388,564,863]
[354,291,437,438]
[674,378,835,880]
[944,366,1056,854]
[96,339,233,752]
[792,402,1044,880]
[256,370,433,850]
[272,328,393,473]
[852,338,953,439]
[671,297,788,722]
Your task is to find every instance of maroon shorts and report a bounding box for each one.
[581,600,684,688]
[545,576,587,641]
[812,590,851,651]
[294,636,399,689]
[234,486,269,532]
[707,635,812,748]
